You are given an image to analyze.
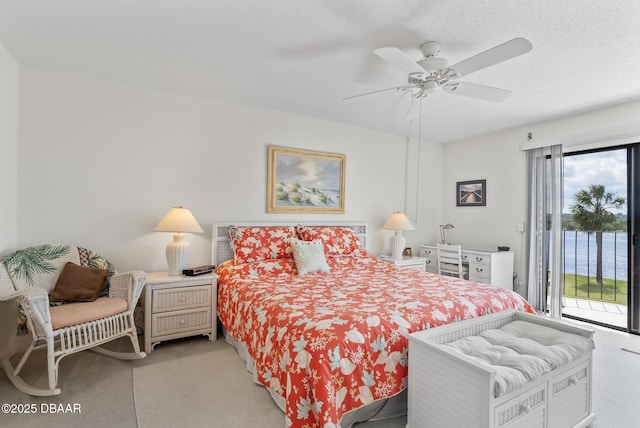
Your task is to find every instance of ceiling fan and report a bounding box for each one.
[343,38,533,120]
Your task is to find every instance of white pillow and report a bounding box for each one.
[290,239,330,275]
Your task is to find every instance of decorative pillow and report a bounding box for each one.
[296,226,364,256]
[50,262,109,302]
[290,239,330,275]
[228,226,297,264]
[2,244,76,293]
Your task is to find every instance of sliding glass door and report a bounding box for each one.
[561,146,638,333]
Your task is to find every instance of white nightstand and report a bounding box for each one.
[378,255,428,271]
[143,271,217,353]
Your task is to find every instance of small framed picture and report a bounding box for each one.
[456,179,486,207]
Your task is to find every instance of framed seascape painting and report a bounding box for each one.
[456,179,486,207]
[267,146,345,213]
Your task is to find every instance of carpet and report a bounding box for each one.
[133,348,285,428]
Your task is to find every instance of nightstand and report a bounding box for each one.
[378,255,428,271]
[143,271,217,353]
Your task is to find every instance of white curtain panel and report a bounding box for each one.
[524,145,564,316]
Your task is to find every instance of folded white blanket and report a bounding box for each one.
[442,320,594,397]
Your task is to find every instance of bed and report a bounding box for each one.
[213,222,535,428]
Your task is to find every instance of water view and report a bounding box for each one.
[563,231,627,280]
[561,149,628,325]
[563,149,627,282]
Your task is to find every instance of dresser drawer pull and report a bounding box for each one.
[180,318,186,325]
[475,256,484,262]
[426,260,432,264]
[519,404,531,414]
[180,296,187,302]
[475,267,484,273]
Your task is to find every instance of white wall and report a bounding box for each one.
[17,67,442,272]
[521,99,640,151]
[405,134,444,248]
[0,42,19,357]
[443,99,640,294]
[13,65,640,300]
[0,44,17,253]
[442,129,527,291]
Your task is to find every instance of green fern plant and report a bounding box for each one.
[2,244,72,286]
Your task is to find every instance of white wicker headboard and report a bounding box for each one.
[212,222,367,266]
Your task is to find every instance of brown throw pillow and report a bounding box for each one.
[50,262,109,302]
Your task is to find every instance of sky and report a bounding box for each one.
[276,154,341,190]
[563,148,627,214]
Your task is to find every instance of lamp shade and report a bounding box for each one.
[383,212,415,231]
[154,207,204,233]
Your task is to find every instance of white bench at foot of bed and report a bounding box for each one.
[407,310,595,428]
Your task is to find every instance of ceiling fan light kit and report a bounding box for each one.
[416,41,449,71]
[345,38,533,120]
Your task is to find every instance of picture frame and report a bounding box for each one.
[456,179,486,207]
[267,145,346,213]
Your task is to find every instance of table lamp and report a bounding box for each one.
[440,223,454,244]
[154,206,204,275]
[383,212,415,259]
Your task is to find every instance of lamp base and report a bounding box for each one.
[389,233,405,260]
[166,233,190,275]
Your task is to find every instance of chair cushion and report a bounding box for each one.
[50,262,109,302]
[49,297,128,329]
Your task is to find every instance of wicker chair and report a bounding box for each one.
[0,244,146,396]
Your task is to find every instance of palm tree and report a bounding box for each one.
[570,184,625,285]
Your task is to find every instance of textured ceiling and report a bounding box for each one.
[1,0,640,143]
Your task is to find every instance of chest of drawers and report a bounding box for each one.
[143,271,217,353]
[420,244,514,289]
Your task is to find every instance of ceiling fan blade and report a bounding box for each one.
[448,38,532,78]
[341,85,407,101]
[443,81,512,102]
[374,47,425,75]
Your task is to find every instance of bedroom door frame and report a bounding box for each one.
[629,145,640,333]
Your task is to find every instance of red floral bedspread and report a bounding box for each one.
[216,254,535,428]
